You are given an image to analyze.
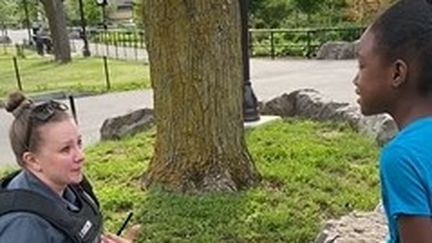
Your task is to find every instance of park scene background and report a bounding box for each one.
[0,0,397,242]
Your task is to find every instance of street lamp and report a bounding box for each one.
[239,0,260,122]
[96,0,108,30]
[78,0,91,57]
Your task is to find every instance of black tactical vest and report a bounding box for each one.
[0,171,103,243]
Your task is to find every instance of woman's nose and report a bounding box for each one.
[74,147,84,163]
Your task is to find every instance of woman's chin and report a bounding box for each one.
[69,172,83,184]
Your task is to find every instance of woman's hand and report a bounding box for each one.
[101,233,131,243]
[101,224,141,243]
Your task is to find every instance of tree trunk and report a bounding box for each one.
[40,0,71,63]
[142,0,259,193]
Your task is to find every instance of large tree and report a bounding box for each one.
[40,0,71,63]
[142,0,259,192]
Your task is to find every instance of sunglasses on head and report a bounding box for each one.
[25,100,69,150]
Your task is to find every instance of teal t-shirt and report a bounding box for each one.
[380,117,432,243]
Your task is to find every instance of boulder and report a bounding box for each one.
[0,35,11,44]
[314,211,387,243]
[100,108,153,140]
[316,41,357,60]
[261,89,398,146]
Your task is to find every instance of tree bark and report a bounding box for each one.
[40,0,71,63]
[142,0,259,193]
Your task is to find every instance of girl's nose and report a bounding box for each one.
[352,73,359,86]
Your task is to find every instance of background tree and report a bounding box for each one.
[250,0,292,28]
[132,0,143,28]
[0,0,39,28]
[39,0,71,63]
[64,0,102,26]
[0,0,17,24]
[142,0,259,192]
[291,0,322,23]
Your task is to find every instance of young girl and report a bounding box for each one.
[354,0,432,242]
[0,92,134,243]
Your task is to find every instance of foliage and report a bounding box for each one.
[250,26,364,57]
[81,119,380,242]
[0,0,40,28]
[0,50,150,98]
[133,0,143,29]
[64,0,103,27]
[249,0,395,29]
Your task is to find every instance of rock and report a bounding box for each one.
[100,108,153,140]
[0,35,11,44]
[357,114,398,146]
[314,211,387,243]
[260,92,297,116]
[261,89,398,146]
[316,41,357,60]
[294,89,350,121]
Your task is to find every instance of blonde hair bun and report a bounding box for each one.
[5,92,32,117]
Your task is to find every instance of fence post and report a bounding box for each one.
[123,32,127,59]
[12,56,23,91]
[270,31,275,59]
[15,44,24,58]
[68,95,78,124]
[115,40,118,59]
[134,32,138,61]
[103,56,111,90]
[306,30,312,59]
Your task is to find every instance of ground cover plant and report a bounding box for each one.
[82,119,379,242]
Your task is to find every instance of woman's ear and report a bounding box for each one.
[22,152,42,172]
[392,59,408,88]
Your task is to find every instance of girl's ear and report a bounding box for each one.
[22,152,42,172]
[392,59,408,88]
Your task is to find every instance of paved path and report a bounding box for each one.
[0,58,358,167]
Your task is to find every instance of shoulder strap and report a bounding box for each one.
[0,171,102,243]
[0,189,83,242]
[78,175,99,208]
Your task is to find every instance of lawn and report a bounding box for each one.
[0,48,151,98]
[81,119,379,242]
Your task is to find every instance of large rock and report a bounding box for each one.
[0,35,11,44]
[260,89,398,146]
[294,89,350,121]
[259,92,297,117]
[316,41,357,60]
[314,211,387,243]
[100,108,153,140]
[358,114,398,147]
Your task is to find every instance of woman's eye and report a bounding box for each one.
[77,139,83,148]
[61,146,71,153]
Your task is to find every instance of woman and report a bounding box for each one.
[0,92,135,243]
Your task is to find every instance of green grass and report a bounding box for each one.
[0,49,150,98]
[81,119,379,242]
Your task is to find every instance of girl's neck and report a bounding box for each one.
[390,96,432,129]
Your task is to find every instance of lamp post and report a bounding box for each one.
[96,0,108,30]
[78,0,91,57]
[239,0,260,122]
[23,0,32,45]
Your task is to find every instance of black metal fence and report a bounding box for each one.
[83,26,365,59]
[250,26,365,59]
